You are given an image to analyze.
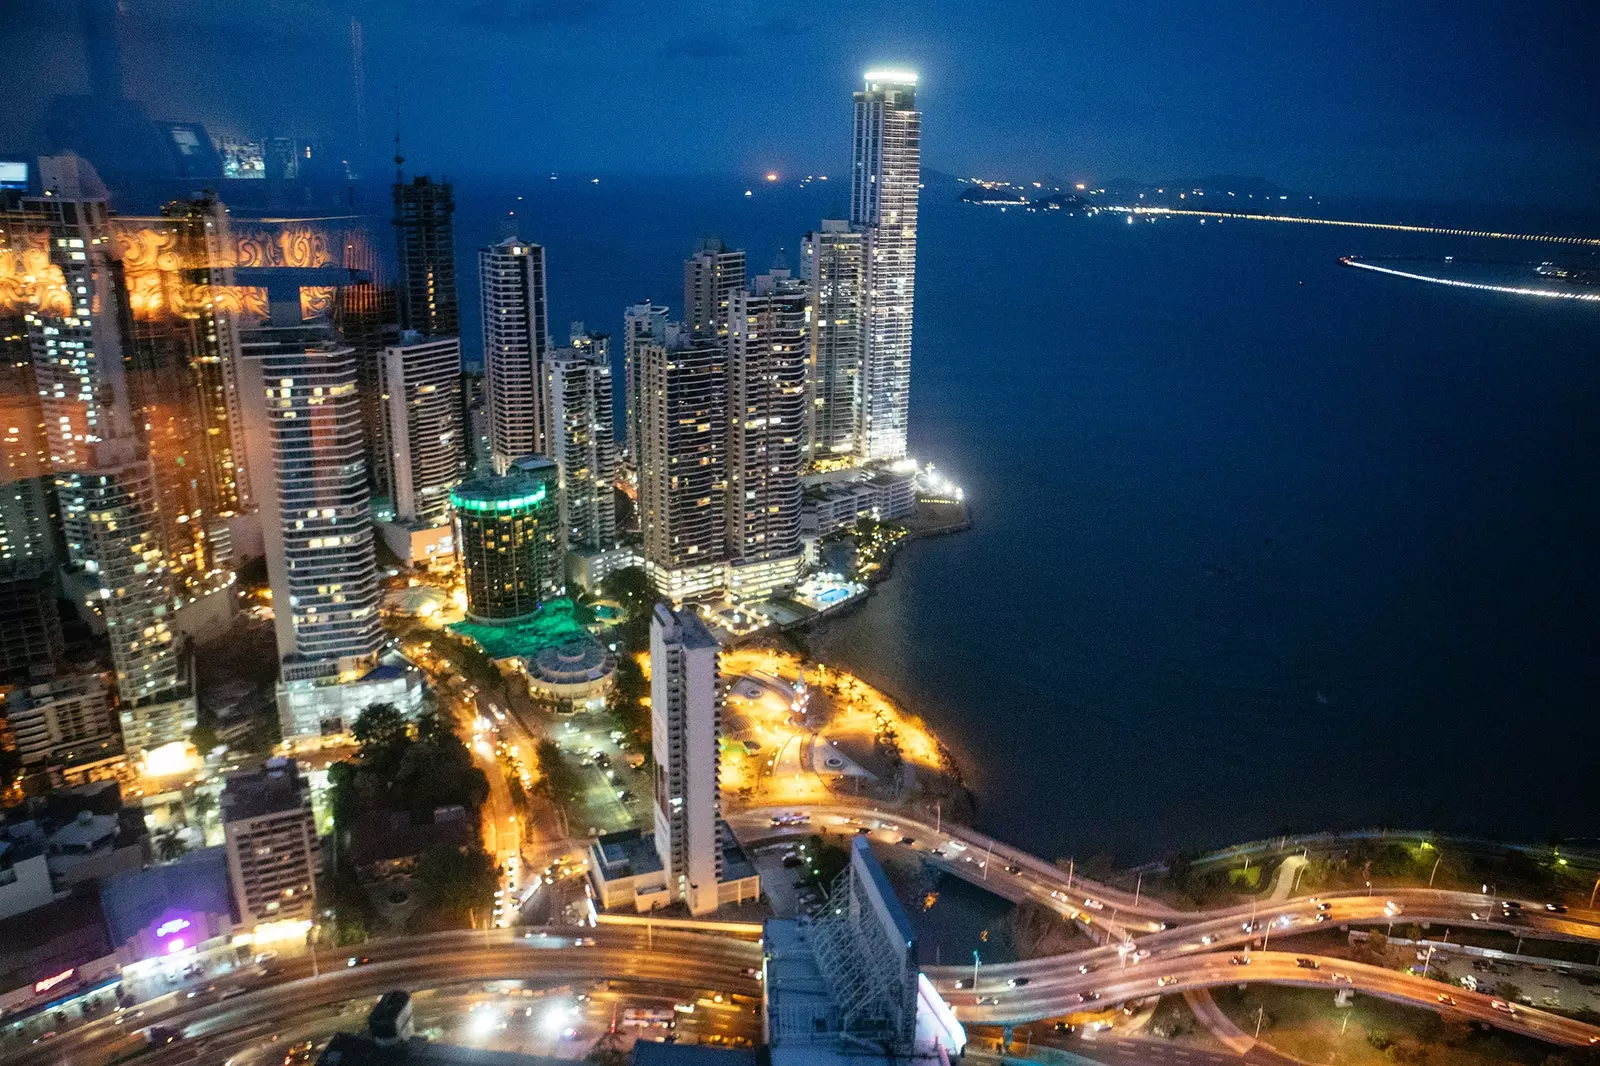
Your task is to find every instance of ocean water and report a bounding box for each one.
[454,176,1600,863]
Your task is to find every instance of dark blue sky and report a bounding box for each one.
[2,0,1597,203]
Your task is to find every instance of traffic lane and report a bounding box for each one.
[955,951,1600,1047]
[8,930,761,1066]
[132,949,764,1066]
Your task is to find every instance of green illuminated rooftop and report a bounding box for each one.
[450,597,594,661]
[451,465,556,515]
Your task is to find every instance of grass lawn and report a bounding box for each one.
[1212,984,1568,1066]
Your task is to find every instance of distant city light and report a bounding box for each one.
[766,172,779,182]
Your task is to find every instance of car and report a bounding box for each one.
[976,996,1000,1006]
[1076,991,1101,1003]
[1313,913,1331,923]
[954,978,973,990]
[1384,901,1403,917]
[1330,973,1353,984]
[1199,934,1215,945]
[1241,921,1257,933]
[782,856,802,868]
[1546,903,1568,913]
[900,836,917,846]
[1083,898,1105,911]
[346,956,371,967]
[1052,1022,1076,1033]
[1159,921,1176,930]
[1158,975,1178,987]
[1501,900,1523,911]
[1436,994,1455,1006]
[1078,964,1094,975]
[856,826,871,835]
[1295,958,1320,969]
[574,937,595,946]
[1490,1000,1516,1015]
[1005,864,1021,874]
[1470,912,1487,921]
[1132,949,1151,961]
[1316,901,1333,911]
[1008,977,1031,988]
[1230,955,1251,966]
[1092,1020,1113,1032]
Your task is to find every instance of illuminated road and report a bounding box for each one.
[1110,205,1600,246]
[1338,256,1600,303]
[939,949,1600,1047]
[10,927,761,1066]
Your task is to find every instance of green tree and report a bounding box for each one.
[189,713,220,756]
[535,739,584,804]
[353,703,407,750]
[156,833,188,862]
[601,566,658,618]
[413,844,498,925]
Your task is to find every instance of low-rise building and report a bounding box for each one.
[798,468,916,539]
[99,846,234,966]
[277,659,423,748]
[221,758,318,933]
[0,892,119,1022]
[0,839,53,921]
[346,806,473,883]
[2,673,120,770]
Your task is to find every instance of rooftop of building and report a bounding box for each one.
[450,466,555,513]
[653,604,720,652]
[450,599,596,663]
[346,806,472,869]
[721,827,759,884]
[220,757,308,823]
[630,1042,760,1066]
[0,890,111,963]
[590,827,664,879]
[100,846,233,944]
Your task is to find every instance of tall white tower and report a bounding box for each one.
[479,238,550,473]
[547,332,617,552]
[380,332,465,524]
[650,604,723,916]
[851,71,921,462]
[727,271,806,566]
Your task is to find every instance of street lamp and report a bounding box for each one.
[972,950,981,992]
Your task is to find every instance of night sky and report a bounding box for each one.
[1,0,1597,202]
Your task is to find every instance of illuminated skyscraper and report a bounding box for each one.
[547,331,617,553]
[452,457,562,622]
[726,271,806,589]
[480,238,550,472]
[392,175,459,338]
[25,155,194,753]
[638,325,726,600]
[236,316,382,683]
[650,603,724,916]
[851,71,921,462]
[621,301,667,473]
[801,220,866,463]
[380,332,464,525]
[683,239,745,340]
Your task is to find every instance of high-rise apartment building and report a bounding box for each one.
[0,356,56,568]
[683,239,745,340]
[380,332,464,525]
[650,604,724,916]
[480,238,550,473]
[851,72,921,462]
[638,326,727,600]
[800,220,866,463]
[221,758,318,931]
[0,561,63,682]
[25,156,194,753]
[621,301,668,472]
[452,457,562,622]
[392,175,459,338]
[547,331,616,553]
[236,315,382,683]
[727,271,806,576]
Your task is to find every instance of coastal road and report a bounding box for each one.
[10,926,762,1066]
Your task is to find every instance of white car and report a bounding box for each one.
[1083,898,1105,911]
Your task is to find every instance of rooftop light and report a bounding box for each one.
[865,70,918,84]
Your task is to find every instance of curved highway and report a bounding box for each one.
[11,927,762,1066]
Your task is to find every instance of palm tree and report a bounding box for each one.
[156,833,188,863]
